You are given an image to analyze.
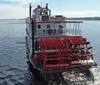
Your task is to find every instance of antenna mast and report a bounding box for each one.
[41,0,42,7]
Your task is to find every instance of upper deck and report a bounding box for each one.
[34,20,83,38]
[26,4,83,39]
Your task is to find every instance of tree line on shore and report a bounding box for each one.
[66,17,100,20]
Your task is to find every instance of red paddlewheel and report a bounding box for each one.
[39,37,93,69]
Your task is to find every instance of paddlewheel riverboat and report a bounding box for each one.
[25,3,99,85]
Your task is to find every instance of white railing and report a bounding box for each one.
[34,29,81,38]
[64,29,81,36]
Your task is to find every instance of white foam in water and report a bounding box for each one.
[89,67,100,85]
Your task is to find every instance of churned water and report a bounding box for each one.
[0,19,100,85]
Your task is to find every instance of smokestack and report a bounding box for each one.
[46,3,48,10]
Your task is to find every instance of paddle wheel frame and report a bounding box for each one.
[38,36,93,69]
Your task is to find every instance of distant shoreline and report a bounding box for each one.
[0,18,25,20]
[67,17,100,20]
[1,17,100,21]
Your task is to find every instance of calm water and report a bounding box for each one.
[0,20,100,85]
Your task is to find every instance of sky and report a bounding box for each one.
[0,0,100,19]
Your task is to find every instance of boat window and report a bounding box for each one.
[47,25,50,28]
[38,25,41,29]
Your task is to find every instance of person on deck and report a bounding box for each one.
[58,25,63,33]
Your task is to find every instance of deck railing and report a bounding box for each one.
[34,21,82,38]
[34,28,81,38]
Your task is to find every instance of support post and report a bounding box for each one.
[32,19,35,56]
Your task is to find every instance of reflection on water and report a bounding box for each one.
[0,20,100,85]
